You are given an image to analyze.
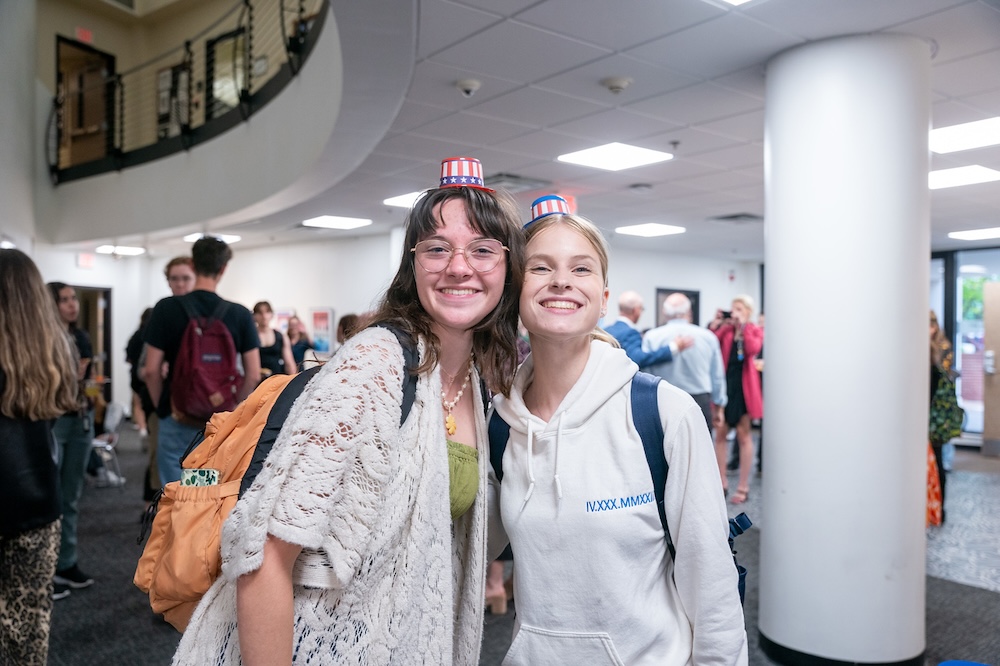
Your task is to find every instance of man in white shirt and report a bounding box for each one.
[644,293,726,432]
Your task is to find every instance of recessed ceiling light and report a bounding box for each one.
[949,227,1000,241]
[183,233,241,243]
[96,245,146,256]
[558,142,673,171]
[615,223,685,238]
[302,215,373,230]
[930,117,1000,154]
[929,165,1000,190]
[719,0,754,5]
[383,191,426,208]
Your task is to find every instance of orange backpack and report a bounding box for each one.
[133,324,418,631]
[133,368,319,630]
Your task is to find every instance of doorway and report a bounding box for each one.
[74,286,113,405]
[56,37,116,168]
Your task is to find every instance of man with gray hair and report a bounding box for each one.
[644,292,726,432]
[603,290,692,369]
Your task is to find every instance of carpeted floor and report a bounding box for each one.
[48,429,1000,665]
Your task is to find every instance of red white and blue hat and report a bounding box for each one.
[439,156,492,190]
[527,194,572,227]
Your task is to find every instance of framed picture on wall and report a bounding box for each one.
[655,288,700,327]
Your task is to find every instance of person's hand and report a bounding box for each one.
[675,335,695,352]
[709,309,726,330]
[754,358,765,373]
[712,405,724,429]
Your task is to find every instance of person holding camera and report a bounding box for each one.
[708,295,763,504]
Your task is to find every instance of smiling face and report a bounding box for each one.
[414,198,508,341]
[520,221,609,344]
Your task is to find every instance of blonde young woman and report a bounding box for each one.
[708,296,763,504]
[488,198,747,665]
[173,157,525,665]
[0,249,79,665]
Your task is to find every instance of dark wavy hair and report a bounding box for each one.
[367,186,525,397]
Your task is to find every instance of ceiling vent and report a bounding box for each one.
[707,213,763,224]
[485,173,551,193]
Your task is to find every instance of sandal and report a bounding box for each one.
[730,488,750,505]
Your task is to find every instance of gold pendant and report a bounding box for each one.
[445,413,457,436]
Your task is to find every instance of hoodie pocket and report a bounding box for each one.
[502,625,625,665]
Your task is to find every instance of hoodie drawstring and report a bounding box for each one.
[553,412,564,501]
[520,420,536,511]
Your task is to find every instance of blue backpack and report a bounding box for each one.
[487,371,751,604]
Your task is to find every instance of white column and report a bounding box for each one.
[761,35,930,664]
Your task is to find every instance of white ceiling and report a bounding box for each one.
[126,0,1000,261]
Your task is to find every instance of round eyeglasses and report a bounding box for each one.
[411,238,509,273]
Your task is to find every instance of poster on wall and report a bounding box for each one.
[275,308,295,334]
[311,308,335,352]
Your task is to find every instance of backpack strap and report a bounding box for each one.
[372,323,418,425]
[239,365,324,497]
[176,295,229,326]
[630,371,676,561]
[488,411,511,482]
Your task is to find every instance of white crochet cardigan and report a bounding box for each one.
[173,326,489,665]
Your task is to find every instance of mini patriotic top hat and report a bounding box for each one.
[439,156,492,191]
[527,194,572,227]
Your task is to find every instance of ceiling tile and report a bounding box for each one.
[535,53,699,104]
[491,129,599,160]
[743,0,971,41]
[430,21,612,82]
[417,0,500,58]
[467,86,609,127]
[405,61,526,109]
[449,0,538,17]
[515,0,723,51]
[932,50,1000,97]
[626,13,803,80]
[411,111,534,145]
[627,82,764,125]
[698,110,766,143]
[896,2,1000,65]
[549,108,683,142]
[387,100,455,134]
[689,143,764,170]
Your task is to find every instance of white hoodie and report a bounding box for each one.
[489,341,748,665]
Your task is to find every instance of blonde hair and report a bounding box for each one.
[930,310,952,371]
[732,294,755,315]
[0,250,79,420]
[524,214,618,346]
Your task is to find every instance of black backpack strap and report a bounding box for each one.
[176,295,228,325]
[631,371,676,561]
[488,411,511,482]
[240,365,324,497]
[372,323,418,426]
[729,512,752,604]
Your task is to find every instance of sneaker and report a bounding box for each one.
[54,564,94,589]
[52,583,72,600]
[93,467,126,488]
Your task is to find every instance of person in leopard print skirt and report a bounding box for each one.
[0,249,80,665]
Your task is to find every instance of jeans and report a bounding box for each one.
[53,412,93,570]
[156,415,201,485]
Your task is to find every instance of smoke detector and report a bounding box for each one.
[600,76,633,94]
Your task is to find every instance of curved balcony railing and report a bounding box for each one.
[46,0,326,185]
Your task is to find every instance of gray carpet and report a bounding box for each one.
[48,429,1000,665]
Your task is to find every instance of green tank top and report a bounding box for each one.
[448,439,479,521]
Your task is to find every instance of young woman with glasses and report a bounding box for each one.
[173,158,525,666]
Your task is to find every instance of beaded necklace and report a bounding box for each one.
[442,355,474,436]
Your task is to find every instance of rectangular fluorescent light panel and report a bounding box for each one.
[929,165,1000,190]
[930,117,1000,154]
[183,233,241,243]
[96,245,146,256]
[558,142,673,171]
[949,227,1000,241]
[615,223,685,238]
[720,0,754,5]
[383,191,426,208]
[302,215,372,230]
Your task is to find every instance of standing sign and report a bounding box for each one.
[311,308,335,353]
